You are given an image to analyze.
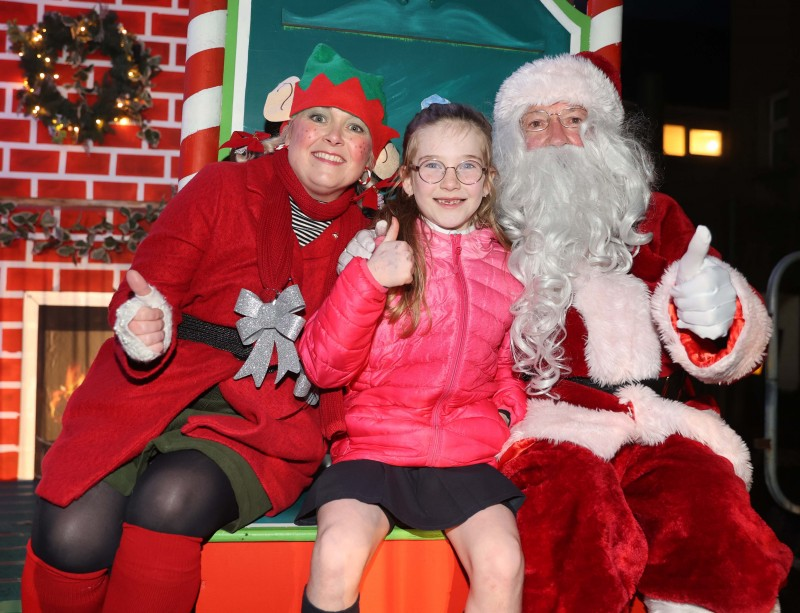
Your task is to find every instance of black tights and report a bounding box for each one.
[30,450,239,573]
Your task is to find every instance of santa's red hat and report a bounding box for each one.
[493,52,624,128]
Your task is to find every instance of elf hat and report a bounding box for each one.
[493,51,624,128]
[289,43,399,159]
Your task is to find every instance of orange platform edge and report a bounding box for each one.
[197,506,647,612]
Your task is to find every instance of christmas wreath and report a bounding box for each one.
[7,8,161,147]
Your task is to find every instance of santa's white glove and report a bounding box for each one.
[336,219,388,274]
[670,225,737,340]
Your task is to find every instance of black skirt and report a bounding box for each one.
[295,459,524,531]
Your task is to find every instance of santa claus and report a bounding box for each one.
[492,52,793,613]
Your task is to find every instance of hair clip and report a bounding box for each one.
[420,94,451,109]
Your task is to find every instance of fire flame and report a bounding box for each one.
[49,363,86,422]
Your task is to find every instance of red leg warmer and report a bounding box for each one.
[101,523,203,613]
[621,436,794,613]
[21,540,109,613]
[501,440,648,613]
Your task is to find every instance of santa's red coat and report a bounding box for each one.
[499,193,793,612]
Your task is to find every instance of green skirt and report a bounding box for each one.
[104,385,271,532]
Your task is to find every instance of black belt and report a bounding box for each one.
[566,371,686,401]
[177,314,276,375]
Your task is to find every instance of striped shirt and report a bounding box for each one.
[291,198,331,246]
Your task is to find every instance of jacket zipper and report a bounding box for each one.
[429,234,468,464]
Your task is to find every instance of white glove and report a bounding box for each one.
[336,219,388,274]
[670,225,737,340]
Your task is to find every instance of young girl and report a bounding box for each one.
[295,102,526,613]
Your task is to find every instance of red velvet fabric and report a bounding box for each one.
[502,437,793,612]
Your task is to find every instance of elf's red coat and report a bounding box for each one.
[36,153,368,516]
[500,193,793,612]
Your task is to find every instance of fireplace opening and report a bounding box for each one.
[34,305,112,478]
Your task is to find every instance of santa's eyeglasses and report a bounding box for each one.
[519,107,588,133]
[409,160,487,185]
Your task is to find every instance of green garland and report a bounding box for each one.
[7,8,161,147]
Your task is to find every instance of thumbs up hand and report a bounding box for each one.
[670,226,737,340]
[366,217,414,288]
[336,219,389,274]
[123,269,167,355]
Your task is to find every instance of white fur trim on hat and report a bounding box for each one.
[494,53,623,128]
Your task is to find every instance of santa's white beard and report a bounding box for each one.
[496,137,653,392]
[498,143,645,281]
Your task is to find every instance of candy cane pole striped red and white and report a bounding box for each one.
[588,0,623,72]
[178,0,228,189]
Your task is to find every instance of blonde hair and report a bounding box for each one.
[377,102,509,335]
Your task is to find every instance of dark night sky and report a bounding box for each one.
[620,0,731,109]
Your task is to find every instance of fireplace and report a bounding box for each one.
[19,292,114,480]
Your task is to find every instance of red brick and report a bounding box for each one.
[113,10,147,35]
[96,245,136,265]
[0,298,23,322]
[31,247,77,263]
[66,151,111,175]
[0,358,21,382]
[145,98,170,122]
[0,417,21,445]
[0,58,26,82]
[146,41,171,65]
[42,5,92,18]
[61,268,116,293]
[136,0,182,13]
[0,240,27,261]
[175,99,183,123]
[1,329,22,353]
[0,177,32,198]
[10,148,60,174]
[0,2,37,25]
[176,0,191,9]
[60,208,107,229]
[95,181,138,201]
[116,154,164,177]
[6,267,54,292]
[175,43,186,66]
[151,69,185,94]
[144,183,176,202]
[0,119,33,144]
[156,126,181,150]
[98,124,146,149]
[38,180,86,199]
[0,452,19,480]
[0,389,21,413]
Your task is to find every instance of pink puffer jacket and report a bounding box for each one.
[298,224,526,468]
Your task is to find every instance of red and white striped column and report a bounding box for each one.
[587,0,623,73]
[178,0,228,189]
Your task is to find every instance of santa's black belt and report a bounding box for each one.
[177,313,277,373]
[565,371,685,401]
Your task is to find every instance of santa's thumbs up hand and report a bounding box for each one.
[670,226,737,340]
[367,217,414,288]
[676,225,711,283]
[124,269,166,353]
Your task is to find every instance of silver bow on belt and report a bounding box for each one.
[232,286,317,404]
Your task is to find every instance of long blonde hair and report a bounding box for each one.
[377,102,509,335]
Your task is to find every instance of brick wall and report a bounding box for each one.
[0,0,191,480]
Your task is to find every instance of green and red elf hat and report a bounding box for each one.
[266,43,399,160]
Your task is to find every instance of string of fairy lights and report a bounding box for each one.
[7,8,161,147]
